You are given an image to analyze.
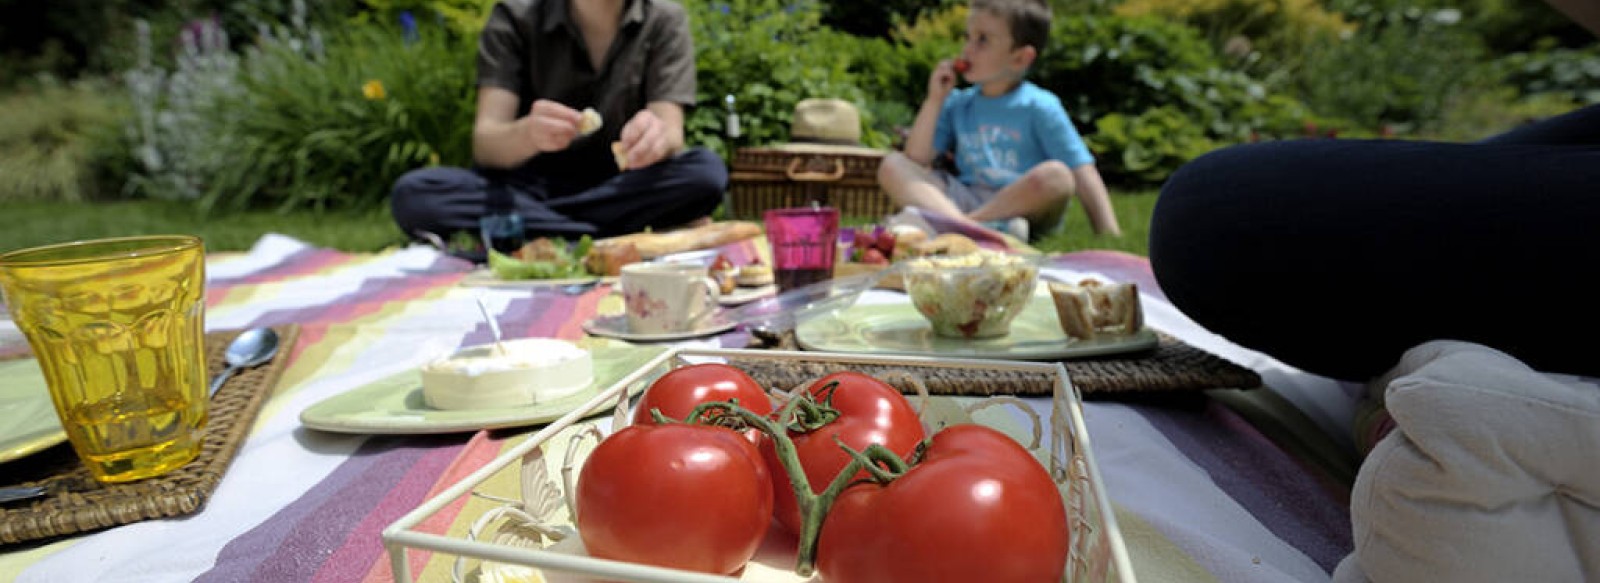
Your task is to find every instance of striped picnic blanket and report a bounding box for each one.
[0,234,1359,582]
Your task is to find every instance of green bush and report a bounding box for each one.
[353,0,494,37]
[1295,1,1487,131]
[200,22,476,212]
[0,81,128,202]
[1032,14,1312,185]
[683,0,893,160]
[1493,44,1600,105]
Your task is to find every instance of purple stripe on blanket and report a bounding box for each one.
[500,293,583,341]
[1138,401,1352,572]
[210,247,348,286]
[238,275,457,330]
[194,435,464,583]
[1049,251,1167,301]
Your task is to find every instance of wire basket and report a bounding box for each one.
[382,348,1136,582]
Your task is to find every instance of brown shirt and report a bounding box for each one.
[478,0,697,185]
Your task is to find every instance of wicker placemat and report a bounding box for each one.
[0,325,299,545]
[737,329,1261,397]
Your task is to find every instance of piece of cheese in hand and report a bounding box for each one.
[579,107,603,136]
[421,338,593,410]
[611,142,628,171]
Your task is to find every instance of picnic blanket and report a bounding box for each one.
[0,234,1360,582]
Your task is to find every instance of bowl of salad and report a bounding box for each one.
[902,251,1041,339]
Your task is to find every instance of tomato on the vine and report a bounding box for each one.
[815,424,1069,583]
[632,363,773,430]
[761,371,925,535]
[576,423,774,575]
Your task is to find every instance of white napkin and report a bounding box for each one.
[1334,340,1600,583]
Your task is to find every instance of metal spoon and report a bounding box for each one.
[0,485,47,504]
[560,279,602,295]
[209,328,281,396]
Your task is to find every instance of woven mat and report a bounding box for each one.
[0,325,299,546]
[737,329,1261,397]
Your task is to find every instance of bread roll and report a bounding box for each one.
[1047,279,1143,339]
[1048,282,1098,340]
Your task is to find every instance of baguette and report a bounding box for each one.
[590,221,762,259]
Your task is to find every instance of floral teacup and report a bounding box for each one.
[620,262,720,334]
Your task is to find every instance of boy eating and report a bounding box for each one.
[878,0,1122,240]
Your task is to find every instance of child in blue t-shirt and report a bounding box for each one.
[879,0,1122,239]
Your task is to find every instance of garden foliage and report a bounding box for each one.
[3,0,1594,209]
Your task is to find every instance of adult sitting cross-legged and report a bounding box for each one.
[390,0,728,251]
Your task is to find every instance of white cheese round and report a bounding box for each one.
[421,338,593,410]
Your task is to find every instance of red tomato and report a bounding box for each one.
[632,363,773,427]
[815,424,1069,583]
[761,371,925,535]
[576,423,774,574]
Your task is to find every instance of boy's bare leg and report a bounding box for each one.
[878,152,969,219]
[969,161,1122,236]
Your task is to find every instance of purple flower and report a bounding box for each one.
[399,11,418,44]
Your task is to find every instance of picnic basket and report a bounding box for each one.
[382,347,1135,583]
[726,144,896,220]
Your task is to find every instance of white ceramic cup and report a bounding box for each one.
[620,262,721,334]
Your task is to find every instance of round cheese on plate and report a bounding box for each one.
[421,338,593,410]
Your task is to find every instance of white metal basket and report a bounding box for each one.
[382,347,1136,583]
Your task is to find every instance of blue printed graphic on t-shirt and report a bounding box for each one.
[932,82,1094,189]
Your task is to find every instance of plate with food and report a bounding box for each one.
[458,222,764,288]
[708,254,779,306]
[299,338,667,434]
[0,359,67,463]
[794,280,1157,361]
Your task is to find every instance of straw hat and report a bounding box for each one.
[790,98,861,145]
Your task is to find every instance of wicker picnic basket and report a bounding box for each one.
[726,143,896,220]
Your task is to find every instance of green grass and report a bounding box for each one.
[0,200,410,254]
[0,190,1159,257]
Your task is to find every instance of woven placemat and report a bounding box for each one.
[0,325,299,545]
[736,329,1261,397]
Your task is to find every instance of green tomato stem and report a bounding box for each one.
[837,440,910,483]
[699,401,863,578]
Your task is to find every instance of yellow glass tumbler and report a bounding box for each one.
[0,236,208,483]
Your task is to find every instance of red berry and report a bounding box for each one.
[953,59,971,74]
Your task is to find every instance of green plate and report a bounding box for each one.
[0,359,68,463]
[795,294,1158,361]
[299,341,667,435]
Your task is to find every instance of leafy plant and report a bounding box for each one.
[1113,0,1355,78]
[0,81,128,202]
[199,21,476,213]
[353,0,494,37]
[1086,107,1218,185]
[683,0,893,160]
[1294,1,1487,130]
[1493,44,1600,105]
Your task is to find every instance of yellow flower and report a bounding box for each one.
[362,79,386,101]
[428,152,440,166]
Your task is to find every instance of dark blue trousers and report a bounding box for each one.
[391,147,728,240]
[1150,104,1600,381]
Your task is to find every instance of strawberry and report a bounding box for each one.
[862,248,889,265]
[953,59,971,74]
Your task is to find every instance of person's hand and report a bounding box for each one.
[523,99,584,154]
[928,59,958,99]
[619,110,671,170]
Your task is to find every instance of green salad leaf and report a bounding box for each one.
[487,235,596,280]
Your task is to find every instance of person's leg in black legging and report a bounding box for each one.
[547,147,728,237]
[1149,104,1600,381]
[390,166,593,239]
[389,147,728,241]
